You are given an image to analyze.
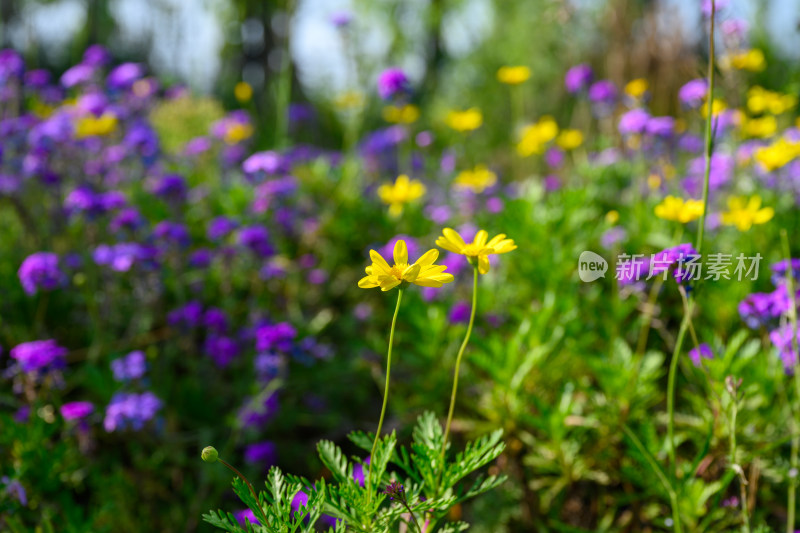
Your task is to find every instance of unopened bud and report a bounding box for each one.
[201,446,219,463]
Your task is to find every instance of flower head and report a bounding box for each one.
[654,196,704,223]
[377,174,426,216]
[358,239,454,291]
[453,165,497,193]
[496,65,531,85]
[436,228,517,274]
[721,195,774,231]
[445,108,483,132]
[565,64,593,94]
[377,67,409,100]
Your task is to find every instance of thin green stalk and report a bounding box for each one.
[441,266,479,459]
[623,425,682,533]
[667,305,692,479]
[729,391,751,532]
[695,0,716,257]
[782,229,800,533]
[367,289,404,506]
[218,458,270,527]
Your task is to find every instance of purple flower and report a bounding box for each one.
[149,174,188,201]
[1,477,27,506]
[189,248,213,268]
[645,116,675,138]
[10,340,68,372]
[650,243,699,283]
[601,227,627,249]
[702,0,729,16]
[688,343,713,367]
[238,226,274,257]
[678,79,708,109]
[771,259,800,287]
[242,150,284,176]
[239,393,279,428]
[107,63,143,90]
[0,49,24,82]
[377,67,409,100]
[244,441,277,465]
[234,509,260,526]
[184,136,212,156]
[330,11,352,27]
[24,69,51,89]
[207,216,238,240]
[616,256,649,286]
[256,322,297,352]
[770,324,800,371]
[449,301,471,324]
[111,351,147,382]
[678,134,704,153]
[93,243,157,272]
[61,401,95,421]
[204,336,240,367]
[588,80,617,106]
[61,64,95,88]
[545,147,565,169]
[83,44,111,67]
[254,352,283,380]
[168,301,204,329]
[103,391,162,432]
[565,64,593,94]
[18,252,63,295]
[618,109,650,136]
[291,490,309,511]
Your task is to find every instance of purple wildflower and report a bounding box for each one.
[688,344,714,367]
[207,216,238,241]
[565,64,593,94]
[377,67,409,100]
[244,441,277,465]
[678,79,708,109]
[10,339,68,372]
[107,63,144,90]
[111,351,147,382]
[256,322,297,352]
[237,226,274,257]
[61,401,95,421]
[167,301,204,329]
[204,336,240,367]
[18,252,63,295]
[618,109,650,136]
[103,391,162,432]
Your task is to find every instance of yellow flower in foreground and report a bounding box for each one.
[358,240,454,291]
[742,115,777,138]
[446,108,483,132]
[721,195,774,231]
[497,65,531,85]
[75,113,118,138]
[625,78,649,99]
[654,196,704,223]
[753,137,800,171]
[556,129,584,150]
[382,104,420,124]
[453,165,497,193]
[436,228,517,274]
[377,174,426,217]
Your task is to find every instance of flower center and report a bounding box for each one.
[461,244,484,257]
[390,263,409,279]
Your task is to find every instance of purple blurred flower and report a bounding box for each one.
[772,259,800,287]
[207,216,238,240]
[545,147,565,169]
[645,116,675,138]
[688,343,713,367]
[650,243,700,283]
[168,301,204,329]
[702,0,729,16]
[24,69,51,89]
[565,64,593,94]
[770,324,800,371]
[149,174,188,201]
[618,108,650,136]
[588,80,617,115]
[103,391,162,432]
[678,79,707,109]
[107,63,143,90]
[256,322,296,352]
[83,44,111,67]
[616,256,649,286]
[449,301,471,324]
[61,64,95,88]
[61,401,95,421]
[486,197,504,213]
[204,335,240,367]
[234,509,260,526]
[203,308,229,333]
[243,150,283,176]
[0,49,24,82]
[184,136,212,156]
[18,252,63,295]
[292,490,309,511]
[377,67,409,100]
[330,11,352,27]
[109,208,145,232]
[238,226,274,257]
[244,441,277,465]
[239,393,279,428]
[601,227,627,249]
[153,221,191,247]
[1,477,26,506]
[10,340,68,372]
[111,350,147,382]
[188,248,213,268]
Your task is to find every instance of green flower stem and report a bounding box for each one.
[667,304,691,479]
[441,266,479,459]
[782,229,800,533]
[218,458,270,527]
[696,0,716,258]
[367,288,404,506]
[729,389,752,532]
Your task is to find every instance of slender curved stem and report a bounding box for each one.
[367,289,403,506]
[667,306,691,479]
[696,0,716,257]
[218,459,270,527]
[782,230,800,533]
[441,267,479,459]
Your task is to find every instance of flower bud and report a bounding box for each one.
[201,446,219,463]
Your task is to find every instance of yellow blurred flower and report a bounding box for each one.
[747,86,797,115]
[234,82,253,103]
[453,165,497,193]
[335,90,365,111]
[605,210,619,224]
[496,65,531,85]
[753,137,800,171]
[436,228,517,274]
[625,78,649,99]
[446,108,483,132]
[556,129,584,150]
[741,115,777,138]
[700,98,727,118]
[517,116,559,156]
[358,240,454,291]
[654,196,704,223]
[721,195,774,231]
[382,104,420,124]
[724,49,766,72]
[377,174,426,217]
[75,113,118,138]
[647,174,661,189]
[224,122,254,144]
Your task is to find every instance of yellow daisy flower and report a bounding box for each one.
[453,165,497,193]
[654,196,705,223]
[496,66,531,85]
[721,195,774,231]
[377,174,426,217]
[358,240,454,291]
[445,108,483,132]
[436,228,517,274]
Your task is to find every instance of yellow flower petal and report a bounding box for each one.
[394,240,408,265]
[369,250,391,274]
[473,230,488,247]
[478,255,491,274]
[402,263,420,282]
[415,249,439,267]
[442,228,466,251]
